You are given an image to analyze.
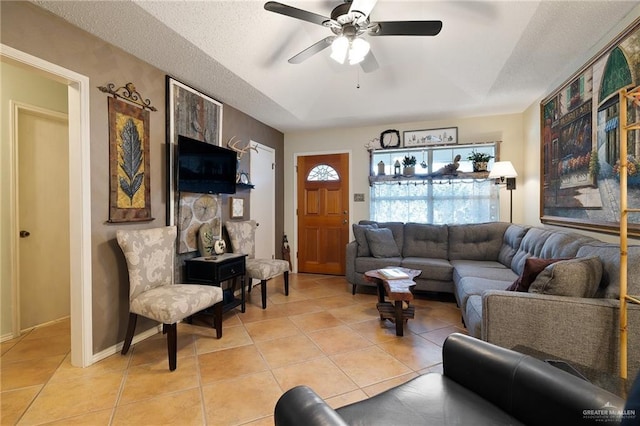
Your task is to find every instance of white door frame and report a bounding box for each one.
[2,44,93,367]
[292,149,352,273]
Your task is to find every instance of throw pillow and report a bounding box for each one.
[528,256,603,298]
[364,228,401,258]
[353,223,378,257]
[506,257,564,292]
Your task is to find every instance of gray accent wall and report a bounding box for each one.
[0,1,284,354]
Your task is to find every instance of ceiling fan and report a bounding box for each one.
[264,0,442,73]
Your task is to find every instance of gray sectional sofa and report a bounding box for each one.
[346,220,640,375]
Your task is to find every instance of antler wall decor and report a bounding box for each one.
[227,136,258,159]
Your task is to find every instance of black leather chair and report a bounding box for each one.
[275,333,628,426]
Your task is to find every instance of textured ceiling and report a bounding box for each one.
[34,1,639,132]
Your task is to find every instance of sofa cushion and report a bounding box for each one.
[498,224,529,267]
[538,231,599,259]
[452,260,517,282]
[355,256,402,274]
[401,257,453,282]
[576,243,640,299]
[361,221,405,253]
[529,256,603,298]
[402,223,448,258]
[465,295,483,338]
[365,228,401,258]
[353,223,378,257]
[455,276,514,313]
[510,228,555,275]
[507,257,565,292]
[448,222,509,261]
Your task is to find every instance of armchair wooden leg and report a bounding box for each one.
[121,313,138,355]
[284,271,289,296]
[213,301,223,339]
[261,280,267,309]
[166,323,177,371]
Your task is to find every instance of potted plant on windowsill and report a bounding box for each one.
[402,155,417,176]
[467,150,494,172]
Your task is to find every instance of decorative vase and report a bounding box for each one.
[377,161,385,175]
[403,166,415,176]
[473,161,488,172]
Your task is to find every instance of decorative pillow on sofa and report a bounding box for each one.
[506,257,564,292]
[528,256,603,298]
[364,228,401,258]
[353,223,378,257]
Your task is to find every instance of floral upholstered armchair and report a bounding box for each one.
[116,226,223,371]
[225,220,289,309]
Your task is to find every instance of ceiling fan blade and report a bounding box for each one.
[360,50,379,73]
[370,20,443,36]
[349,0,378,19]
[264,1,330,26]
[288,37,334,64]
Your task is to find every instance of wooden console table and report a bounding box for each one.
[185,253,247,313]
[364,268,421,336]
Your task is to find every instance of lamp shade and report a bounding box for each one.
[488,161,518,179]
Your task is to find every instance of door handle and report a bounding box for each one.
[20,230,31,238]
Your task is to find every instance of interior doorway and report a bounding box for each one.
[297,153,350,275]
[2,44,93,367]
[250,141,276,259]
[17,105,70,331]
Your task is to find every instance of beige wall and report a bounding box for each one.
[520,5,640,245]
[0,61,68,337]
[1,2,284,353]
[284,113,524,269]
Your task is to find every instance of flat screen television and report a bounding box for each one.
[177,135,237,194]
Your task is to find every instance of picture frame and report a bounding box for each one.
[231,197,244,218]
[166,76,224,252]
[403,127,458,147]
[540,18,640,235]
[107,97,153,222]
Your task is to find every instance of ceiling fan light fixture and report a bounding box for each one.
[330,36,370,65]
[330,35,349,64]
[349,37,370,64]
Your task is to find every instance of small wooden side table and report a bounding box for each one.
[364,268,421,336]
[185,253,247,313]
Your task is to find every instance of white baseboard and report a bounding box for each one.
[91,325,161,365]
[0,332,15,342]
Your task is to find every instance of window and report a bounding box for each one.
[369,143,499,224]
[307,164,339,181]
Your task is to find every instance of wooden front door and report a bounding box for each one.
[297,153,349,275]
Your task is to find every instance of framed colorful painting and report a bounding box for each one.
[108,96,152,222]
[540,18,640,235]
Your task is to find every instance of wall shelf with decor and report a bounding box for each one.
[370,142,499,180]
[369,172,489,186]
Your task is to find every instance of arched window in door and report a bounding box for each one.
[307,164,339,181]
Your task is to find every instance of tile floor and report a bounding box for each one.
[1,274,466,425]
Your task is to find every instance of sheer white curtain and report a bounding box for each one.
[370,179,499,224]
